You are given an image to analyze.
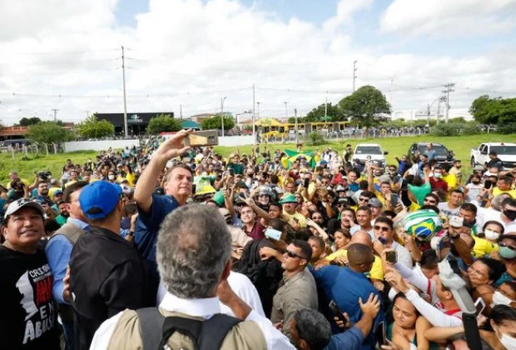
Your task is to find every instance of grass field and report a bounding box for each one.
[1,134,514,185]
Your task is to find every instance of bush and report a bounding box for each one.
[498,123,516,134]
[461,123,480,135]
[305,131,326,146]
[431,124,460,136]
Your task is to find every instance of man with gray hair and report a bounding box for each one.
[90,205,295,350]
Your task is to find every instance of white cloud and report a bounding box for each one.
[323,0,373,32]
[0,0,515,126]
[380,0,516,37]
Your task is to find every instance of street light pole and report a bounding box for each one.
[257,102,261,119]
[295,108,298,144]
[221,97,226,137]
[284,101,288,120]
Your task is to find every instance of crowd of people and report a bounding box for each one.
[1,130,516,350]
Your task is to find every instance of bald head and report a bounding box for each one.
[347,243,374,266]
[351,230,373,247]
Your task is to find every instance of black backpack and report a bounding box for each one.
[137,308,241,350]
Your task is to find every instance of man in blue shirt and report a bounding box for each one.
[134,130,194,275]
[45,181,89,350]
[311,244,385,350]
[289,293,381,350]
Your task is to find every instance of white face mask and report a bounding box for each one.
[492,291,514,306]
[434,173,442,179]
[495,326,516,350]
[108,175,115,180]
[484,229,501,241]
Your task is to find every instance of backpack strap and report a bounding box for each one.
[137,307,165,350]
[198,314,242,350]
[138,308,241,350]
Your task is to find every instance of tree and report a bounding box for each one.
[470,95,516,125]
[27,121,73,144]
[17,117,42,126]
[338,86,391,127]
[146,114,182,134]
[201,114,235,130]
[304,103,345,122]
[76,114,115,139]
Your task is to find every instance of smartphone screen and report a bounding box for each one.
[390,194,399,207]
[304,178,310,188]
[484,180,492,189]
[475,297,486,316]
[449,216,464,228]
[386,251,398,264]
[375,322,387,347]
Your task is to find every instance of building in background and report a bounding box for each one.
[96,112,175,136]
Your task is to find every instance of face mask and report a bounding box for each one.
[484,229,500,241]
[499,246,516,260]
[434,173,442,179]
[492,291,514,306]
[108,175,115,180]
[504,209,516,221]
[374,171,382,177]
[472,181,480,185]
[495,326,516,350]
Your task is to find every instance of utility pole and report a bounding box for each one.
[180,104,183,120]
[257,102,261,119]
[442,83,455,124]
[284,101,288,120]
[51,108,59,121]
[252,84,256,152]
[294,108,298,144]
[121,46,128,137]
[221,97,226,137]
[427,103,431,126]
[353,60,358,92]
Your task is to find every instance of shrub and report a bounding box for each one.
[498,123,516,135]
[305,131,326,146]
[431,124,460,136]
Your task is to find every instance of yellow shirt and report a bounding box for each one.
[323,250,384,281]
[442,174,457,191]
[64,180,77,188]
[283,211,307,228]
[493,187,516,199]
[125,172,136,187]
[6,178,30,189]
[472,237,498,258]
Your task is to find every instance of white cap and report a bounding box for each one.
[4,198,45,219]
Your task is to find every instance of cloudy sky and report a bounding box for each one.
[0,0,515,125]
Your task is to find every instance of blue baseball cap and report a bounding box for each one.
[79,181,122,219]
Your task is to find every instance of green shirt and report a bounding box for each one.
[408,182,431,206]
[227,163,244,175]
[56,215,68,226]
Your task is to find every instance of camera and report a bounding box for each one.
[37,171,52,181]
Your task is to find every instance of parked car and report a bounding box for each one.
[470,142,516,169]
[353,143,388,168]
[407,142,454,165]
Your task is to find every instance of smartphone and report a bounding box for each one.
[484,180,492,189]
[375,322,387,347]
[386,251,398,264]
[304,178,310,188]
[475,297,486,317]
[265,228,282,241]
[328,300,348,328]
[449,216,464,228]
[390,193,399,207]
[192,184,196,194]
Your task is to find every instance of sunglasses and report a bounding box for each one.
[374,225,390,232]
[499,242,516,251]
[424,199,437,204]
[359,197,369,201]
[285,249,306,260]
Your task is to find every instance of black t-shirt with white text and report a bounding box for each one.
[0,246,60,350]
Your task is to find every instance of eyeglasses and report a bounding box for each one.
[374,225,390,232]
[258,194,269,198]
[499,242,516,251]
[424,199,437,204]
[285,249,307,260]
[337,203,346,207]
[359,197,369,201]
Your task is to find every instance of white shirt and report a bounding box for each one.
[391,241,413,269]
[156,272,265,317]
[91,287,294,350]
